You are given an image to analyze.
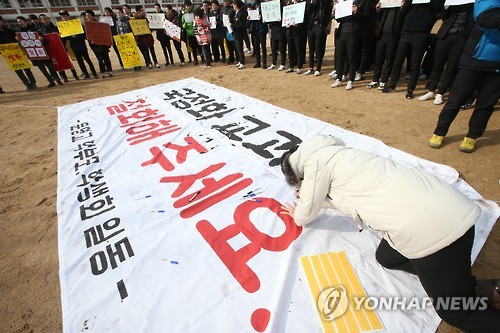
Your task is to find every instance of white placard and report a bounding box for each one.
[282,2,306,27]
[209,16,217,29]
[444,0,474,5]
[261,0,281,23]
[99,16,114,26]
[164,19,181,41]
[248,9,260,21]
[183,13,194,23]
[222,14,233,33]
[412,0,431,4]
[334,0,353,19]
[147,13,165,29]
[380,0,401,8]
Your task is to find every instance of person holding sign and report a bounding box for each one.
[103,7,125,70]
[134,5,161,69]
[221,0,237,64]
[249,0,268,68]
[182,0,201,65]
[285,0,307,74]
[165,5,187,65]
[209,0,227,63]
[268,0,287,71]
[0,15,37,91]
[84,10,114,78]
[194,6,213,67]
[304,0,333,76]
[153,3,174,66]
[231,0,248,69]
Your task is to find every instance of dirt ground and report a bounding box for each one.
[0,36,498,333]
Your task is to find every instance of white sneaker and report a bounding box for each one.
[314,71,320,76]
[278,65,285,71]
[246,48,252,55]
[342,75,346,81]
[331,79,343,88]
[345,81,353,90]
[328,70,336,77]
[180,62,185,66]
[433,94,443,105]
[331,73,338,79]
[296,68,302,74]
[155,63,161,68]
[148,64,153,69]
[354,72,362,81]
[267,64,276,70]
[238,64,246,69]
[378,82,385,90]
[304,69,313,75]
[236,62,241,67]
[367,81,378,88]
[418,91,435,101]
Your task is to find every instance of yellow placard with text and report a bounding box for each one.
[113,33,142,69]
[0,43,31,70]
[300,251,384,333]
[57,19,84,38]
[129,19,151,36]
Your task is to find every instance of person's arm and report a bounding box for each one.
[474,0,500,31]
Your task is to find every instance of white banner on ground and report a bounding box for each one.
[57,78,498,333]
[261,0,281,22]
[282,2,306,27]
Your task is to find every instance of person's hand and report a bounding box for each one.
[376,1,381,11]
[352,5,358,14]
[280,202,297,217]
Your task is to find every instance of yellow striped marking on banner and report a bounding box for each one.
[300,251,384,333]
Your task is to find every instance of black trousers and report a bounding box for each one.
[307,25,327,71]
[253,32,267,66]
[139,44,158,66]
[372,32,398,83]
[159,38,174,65]
[211,37,226,62]
[427,33,467,94]
[75,49,97,77]
[112,42,123,67]
[226,38,236,63]
[172,39,185,63]
[235,37,245,65]
[201,44,212,65]
[95,49,112,73]
[243,29,251,50]
[376,226,500,332]
[271,38,286,66]
[387,31,429,92]
[287,30,307,69]
[35,60,58,83]
[335,31,360,82]
[359,32,376,73]
[434,69,500,139]
[15,68,36,88]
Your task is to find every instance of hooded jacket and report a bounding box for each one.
[288,135,480,259]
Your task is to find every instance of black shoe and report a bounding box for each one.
[83,75,90,80]
[56,80,64,86]
[381,87,396,93]
[47,82,56,88]
[0,88,5,94]
[74,76,80,81]
[63,79,69,83]
[406,90,414,99]
[253,63,261,68]
[26,85,34,91]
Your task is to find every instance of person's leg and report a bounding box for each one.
[159,39,169,64]
[346,35,360,82]
[307,29,315,70]
[24,68,36,87]
[15,69,31,89]
[385,33,409,90]
[37,63,55,85]
[279,39,286,67]
[173,40,185,63]
[466,73,500,139]
[219,38,226,62]
[227,40,235,63]
[380,34,398,84]
[316,29,327,72]
[140,45,151,66]
[235,37,245,65]
[407,32,428,93]
[165,38,174,64]
[211,38,220,62]
[254,33,262,66]
[112,42,123,67]
[437,34,467,95]
[81,50,97,76]
[260,32,267,66]
[372,34,387,83]
[149,45,158,65]
[375,238,415,274]
[411,226,500,333]
[427,36,451,92]
[103,51,112,72]
[287,33,297,69]
[271,39,278,66]
[297,30,307,70]
[433,69,482,137]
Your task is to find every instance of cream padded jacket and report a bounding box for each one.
[289,135,480,259]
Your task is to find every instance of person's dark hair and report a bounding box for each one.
[28,14,38,20]
[123,4,131,10]
[194,7,204,16]
[116,7,124,13]
[281,146,300,187]
[211,0,219,5]
[202,0,211,5]
[154,2,161,7]
[165,4,173,10]
[135,4,143,12]
[233,0,243,8]
[85,10,96,17]
[184,0,193,6]
[17,16,28,22]
[104,7,113,13]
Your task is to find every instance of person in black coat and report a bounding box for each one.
[285,0,308,74]
[232,0,248,68]
[249,0,268,68]
[153,3,175,66]
[210,0,227,63]
[268,0,287,70]
[304,0,332,76]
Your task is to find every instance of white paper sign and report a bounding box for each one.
[164,19,181,41]
[222,14,233,33]
[334,0,353,19]
[261,0,281,23]
[380,0,401,8]
[209,16,217,29]
[412,0,431,4]
[183,13,194,23]
[282,2,306,27]
[248,9,260,21]
[99,16,114,26]
[147,13,165,29]
[444,0,474,5]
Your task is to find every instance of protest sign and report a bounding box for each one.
[57,19,84,38]
[44,32,74,71]
[113,33,142,68]
[16,31,49,61]
[0,43,31,70]
[84,21,113,47]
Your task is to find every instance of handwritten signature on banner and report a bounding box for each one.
[102,89,304,331]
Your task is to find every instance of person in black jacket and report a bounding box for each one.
[103,7,124,69]
[210,0,227,63]
[84,10,114,77]
[304,0,333,76]
[154,3,175,66]
[0,15,37,91]
[419,3,474,105]
[232,0,248,68]
[268,0,287,71]
[382,0,444,98]
[165,5,186,65]
[285,0,308,74]
[221,0,237,64]
[249,0,268,68]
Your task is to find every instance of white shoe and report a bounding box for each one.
[246,49,252,55]
[296,68,302,74]
[328,70,336,77]
[433,94,443,105]
[418,91,435,101]
[342,75,346,81]
[304,69,313,75]
[345,81,353,90]
[367,81,378,88]
[331,73,338,79]
[354,72,362,81]
[314,71,320,76]
[378,82,385,90]
[267,64,276,70]
[180,62,185,66]
[331,79,343,88]
[155,63,161,68]
[278,65,285,71]
[148,64,153,69]
[236,62,241,67]
[238,64,246,69]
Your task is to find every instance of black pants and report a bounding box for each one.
[139,44,158,66]
[159,38,174,65]
[235,37,245,65]
[387,31,429,92]
[243,30,251,50]
[434,69,500,139]
[253,32,267,66]
[271,39,286,66]
[172,39,185,63]
[95,49,112,73]
[359,32,376,73]
[35,60,58,83]
[427,33,467,94]
[372,32,398,83]
[201,44,212,66]
[287,30,307,69]
[335,31,360,82]
[376,226,500,332]
[226,38,236,63]
[15,68,36,88]
[211,37,226,62]
[307,25,327,71]
[75,49,97,77]
[112,42,123,67]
